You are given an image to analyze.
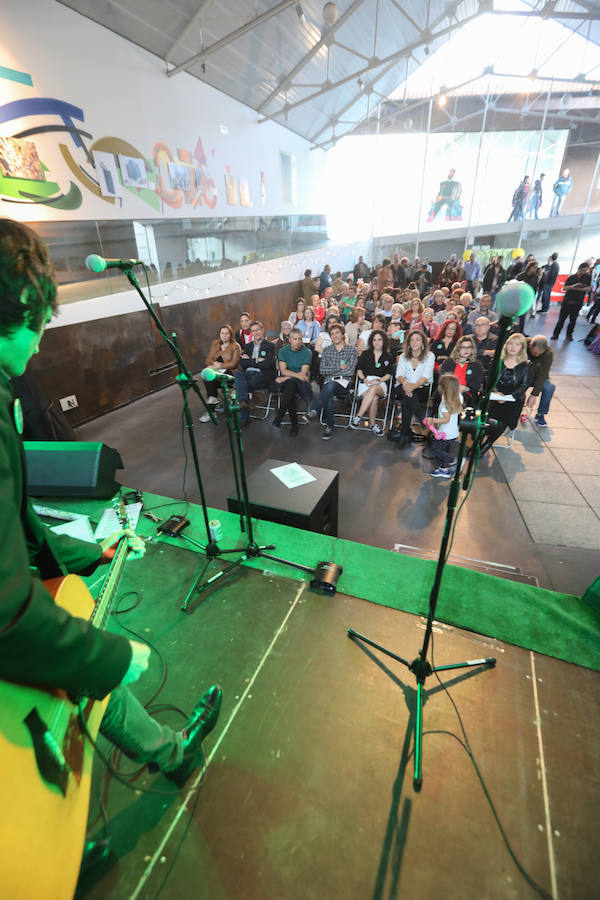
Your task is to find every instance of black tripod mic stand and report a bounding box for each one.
[123,268,280,603]
[348,304,526,791]
[180,376,316,609]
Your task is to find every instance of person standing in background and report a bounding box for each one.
[538,253,560,314]
[550,168,573,217]
[527,173,545,219]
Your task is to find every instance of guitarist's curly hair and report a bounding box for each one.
[0,219,57,337]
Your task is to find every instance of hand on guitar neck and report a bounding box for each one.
[100,528,146,560]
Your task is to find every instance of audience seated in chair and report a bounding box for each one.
[234,320,277,426]
[273,328,313,437]
[199,325,241,423]
[475,332,530,458]
[439,335,484,408]
[431,319,462,371]
[353,330,394,434]
[526,334,555,427]
[390,331,435,448]
[308,322,358,441]
[236,312,253,349]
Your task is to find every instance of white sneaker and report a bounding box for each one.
[352,415,361,427]
[199,412,211,423]
[372,424,383,435]
[207,396,219,405]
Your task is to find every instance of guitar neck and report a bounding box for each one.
[89,537,129,631]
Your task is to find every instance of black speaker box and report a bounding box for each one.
[23,441,123,498]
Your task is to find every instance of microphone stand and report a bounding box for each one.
[123,267,316,610]
[348,314,515,791]
[123,268,277,600]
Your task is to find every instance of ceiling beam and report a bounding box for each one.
[307,0,467,145]
[164,0,216,63]
[257,0,369,113]
[264,11,481,121]
[167,0,297,78]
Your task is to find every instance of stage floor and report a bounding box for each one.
[75,539,600,900]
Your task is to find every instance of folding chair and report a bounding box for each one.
[318,377,356,429]
[350,376,395,433]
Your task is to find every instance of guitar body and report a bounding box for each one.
[0,575,109,900]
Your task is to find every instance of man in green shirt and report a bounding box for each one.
[274,328,312,436]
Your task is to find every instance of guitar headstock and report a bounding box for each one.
[112,494,133,532]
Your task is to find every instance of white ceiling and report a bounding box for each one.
[58,0,600,148]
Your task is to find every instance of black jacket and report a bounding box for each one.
[239,339,277,387]
[0,372,131,699]
[440,358,485,399]
[489,361,530,429]
[482,264,506,293]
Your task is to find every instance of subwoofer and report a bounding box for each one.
[23,441,123,498]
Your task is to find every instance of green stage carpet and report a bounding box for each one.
[53,491,600,672]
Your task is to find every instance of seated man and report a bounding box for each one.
[234,320,277,425]
[472,316,498,378]
[467,292,499,327]
[308,323,358,440]
[273,328,312,436]
[526,334,554,427]
[0,220,222,874]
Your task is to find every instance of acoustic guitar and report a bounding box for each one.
[0,502,132,900]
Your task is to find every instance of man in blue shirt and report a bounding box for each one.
[319,264,332,293]
[463,252,482,297]
[274,329,312,436]
[550,169,573,217]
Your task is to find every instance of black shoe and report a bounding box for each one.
[566,334,573,341]
[165,685,222,787]
[290,423,299,437]
[387,429,403,442]
[550,333,559,340]
[273,414,283,427]
[395,433,412,448]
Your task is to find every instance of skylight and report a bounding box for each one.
[388,4,600,102]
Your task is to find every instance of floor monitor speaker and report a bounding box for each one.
[23,441,123,498]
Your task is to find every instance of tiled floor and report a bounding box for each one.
[494,375,600,550]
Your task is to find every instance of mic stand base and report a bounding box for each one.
[179,383,317,612]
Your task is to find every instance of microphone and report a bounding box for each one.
[200,367,236,385]
[85,254,143,273]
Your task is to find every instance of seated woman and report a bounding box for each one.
[345,306,369,347]
[390,302,404,325]
[386,321,405,357]
[391,331,435,447]
[273,320,293,353]
[273,328,313,436]
[452,303,473,336]
[297,305,320,345]
[431,319,462,372]
[428,289,446,316]
[476,332,530,457]
[440,335,484,408]
[365,288,381,320]
[200,324,242,421]
[402,297,424,328]
[353,330,395,434]
[434,294,459,325]
[288,299,306,325]
[412,306,439,341]
[312,293,326,324]
[357,313,387,354]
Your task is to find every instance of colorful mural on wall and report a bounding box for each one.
[0,73,247,213]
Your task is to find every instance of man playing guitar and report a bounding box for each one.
[0,220,222,894]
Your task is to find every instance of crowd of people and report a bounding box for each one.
[197,247,587,477]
